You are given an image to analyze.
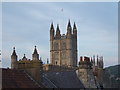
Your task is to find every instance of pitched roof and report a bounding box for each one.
[2,68,43,88]
[42,71,85,88]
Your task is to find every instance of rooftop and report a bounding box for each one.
[42,71,85,88]
[2,68,43,88]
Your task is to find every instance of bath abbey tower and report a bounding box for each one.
[50,20,77,67]
[9,20,106,88]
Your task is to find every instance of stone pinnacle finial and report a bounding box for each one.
[97,55,99,66]
[33,45,38,54]
[68,19,71,28]
[56,24,60,37]
[12,47,17,56]
[73,22,77,30]
[13,47,15,50]
[47,58,49,64]
[97,55,99,60]
[57,24,59,30]
[67,20,72,36]
[50,22,54,30]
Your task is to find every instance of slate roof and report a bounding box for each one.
[2,68,43,88]
[2,68,85,88]
[42,71,85,88]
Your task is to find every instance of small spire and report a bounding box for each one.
[33,46,38,54]
[50,22,54,30]
[22,54,27,60]
[57,24,60,31]
[12,47,17,56]
[67,19,71,29]
[13,47,15,50]
[97,55,99,66]
[73,22,77,30]
[67,20,72,36]
[47,58,49,64]
[23,54,26,58]
[93,55,95,65]
[97,55,98,60]
[56,24,60,38]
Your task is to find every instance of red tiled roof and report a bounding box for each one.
[2,68,43,88]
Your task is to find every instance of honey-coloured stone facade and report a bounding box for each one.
[11,46,43,83]
[50,20,77,67]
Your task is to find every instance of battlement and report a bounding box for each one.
[43,64,77,71]
[50,20,77,67]
[50,20,77,41]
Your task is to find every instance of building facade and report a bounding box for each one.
[78,55,104,88]
[50,20,77,67]
[11,46,43,83]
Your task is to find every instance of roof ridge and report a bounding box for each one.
[23,70,42,88]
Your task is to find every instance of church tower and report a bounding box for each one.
[11,47,17,69]
[50,20,78,67]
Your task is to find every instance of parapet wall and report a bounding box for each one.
[14,60,43,83]
[76,68,98,88]
[43,64,77,71]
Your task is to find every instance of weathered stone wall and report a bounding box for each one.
[76,68,98,88]
[50,35,77,67]
[15,60,43,83]
[43,64,77,71]
[97,68,104,87]
[50,22,77,67]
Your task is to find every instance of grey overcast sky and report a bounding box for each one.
[2,2,118,68]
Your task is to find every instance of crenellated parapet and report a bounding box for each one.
[50,20,77,40]
[50,20,78,67]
